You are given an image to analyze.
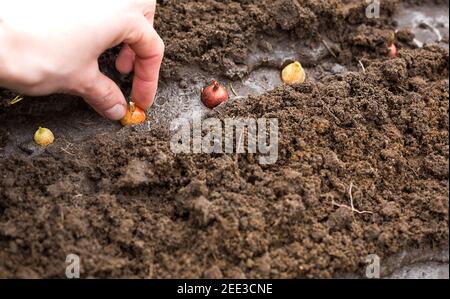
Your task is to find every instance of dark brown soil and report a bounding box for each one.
[0,0,448,278]
[157,0,401,80]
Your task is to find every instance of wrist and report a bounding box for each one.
[0,18,9,87]
[0,18,15,89]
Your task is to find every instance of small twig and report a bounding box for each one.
[322,39,337,58]
[61,140,75,156]
[403,159,418,177]
[230,83,238,97]
[325,106,340,124]
[78,121,95,126]
[412,38,423,48]
[348,182,356,211]
[420,22,442,42]
[232,96,246,100]
[60,138,74,147]
[398,152,419,178]
[61,147,75,156]
[9,95,24,105]
[358,60,366,73]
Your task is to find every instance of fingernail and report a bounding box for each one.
[104,104,126,120]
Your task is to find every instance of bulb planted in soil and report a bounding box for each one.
[121,102,146,127]
[201,80,229,109]
[34,127,54,147]
[282,61,306,85]
[388,43,398,58]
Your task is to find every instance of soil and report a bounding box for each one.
[0,0,448,278]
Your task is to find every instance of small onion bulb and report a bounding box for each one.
[282,61,306,85]
[34,127,55,147]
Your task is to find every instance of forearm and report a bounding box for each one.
[0,12,16,90]
[0,25,20,92]
[0,4,62,92]
[0,16,7,87]
[0,6,72,95]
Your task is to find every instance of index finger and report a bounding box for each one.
[126,20,164,110]
[135,0,156,25]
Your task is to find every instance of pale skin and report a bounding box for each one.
[0,0,164,120]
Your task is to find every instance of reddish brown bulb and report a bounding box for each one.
[201,80,229,109]
[388,43,397,58]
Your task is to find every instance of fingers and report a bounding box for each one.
[116,44,135,75]
[115,1,156,75]
[135,0,156,22]
[144,5,155,26]
[125,20,164,110]
[79,68,127,120]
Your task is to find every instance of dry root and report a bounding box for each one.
[331,182,373,215]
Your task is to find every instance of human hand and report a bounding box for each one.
[0,0,164,120]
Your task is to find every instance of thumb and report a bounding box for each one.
[78,69,127,120]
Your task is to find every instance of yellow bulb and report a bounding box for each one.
[282,61,306,85]
[121,102,146,127]
[34,127,55,147]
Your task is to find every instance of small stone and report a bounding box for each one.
[226,268,246,279]
[190,196,214,227]
[331,64,346,74]
[255,255,271,276]
[204,266,223,279]
[18,141,45,155]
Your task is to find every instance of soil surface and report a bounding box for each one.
[0,0,448,278]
